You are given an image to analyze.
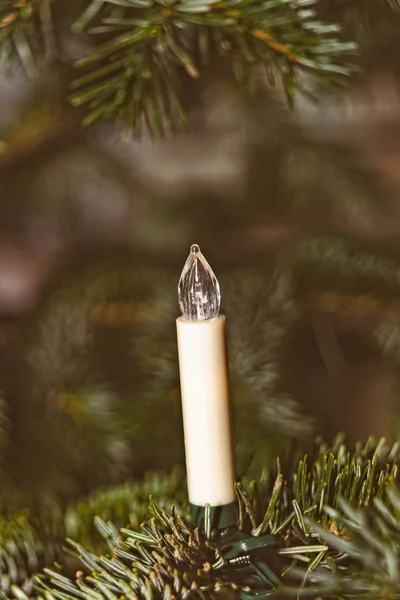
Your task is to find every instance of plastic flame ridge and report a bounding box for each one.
[178,244,221,322]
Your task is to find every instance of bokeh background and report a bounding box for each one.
[1,0,400,515]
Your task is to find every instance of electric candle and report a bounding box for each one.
[176,244,236,528]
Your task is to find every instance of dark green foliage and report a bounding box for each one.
[0,513,60,599]
[276,236,400,362]
[30,436,400,600]
[0,0,399,134]
[0,468,187,599]
[69,0,357,132]
[0,0,44,77]
[64,467,187,550]
[241,435,398,535]
[0,0,360,133]
[41,504,229,600]
[283,236,400,298]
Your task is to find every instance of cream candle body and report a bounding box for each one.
[176,315,235,506]
[176,244,236,510]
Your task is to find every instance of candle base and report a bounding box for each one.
[190,502,282,598]
[190,501,238,539]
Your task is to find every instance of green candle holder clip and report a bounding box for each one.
[190,502,282,599]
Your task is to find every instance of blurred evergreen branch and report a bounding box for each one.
[0,513,60,600]
[0,468,186,599]
[320,0,400,78]
[388,0,400,12]
[0,0,360,134]
[6,234,400,507]
[1,0,400,133]
[21,263,312,491]
[0,86,389,244]
[64,466,187,551]
[291,491,400,597]
[0,0,55,76]
[69,0,357,132]
[283,236,400,319]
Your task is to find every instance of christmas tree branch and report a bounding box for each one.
[30,436,400,600]
[69,0,357,132]
[0,0,358,134]
[0,0,54,76]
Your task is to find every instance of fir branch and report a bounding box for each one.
[35,437,400,600]
[241,435,399,536]
[0,0,54,76]
[38,508,229,600]
[69,0,357,132]
[281,487,400,597]
[64,467,187,551]
[0,513,60,599]
[281,236,400,360]
[388,0,400,12]
[0,467,187,599]
[283,237,400,298]
[1,0,400,134]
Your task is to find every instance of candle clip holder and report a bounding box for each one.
[191,503,282,599]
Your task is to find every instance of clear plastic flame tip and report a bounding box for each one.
[178,244,221,322]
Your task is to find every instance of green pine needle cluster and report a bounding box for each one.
[69,0,357,132]
[0,0,361,133]
[0,468,187,600]
[0,513,59,599]
[0,0,399,133]
[64,466,187,550]
[0,0,54,77]
[4,435,395,600]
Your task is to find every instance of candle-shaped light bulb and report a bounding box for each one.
[176,244,236,527]
[178,244,220,322]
